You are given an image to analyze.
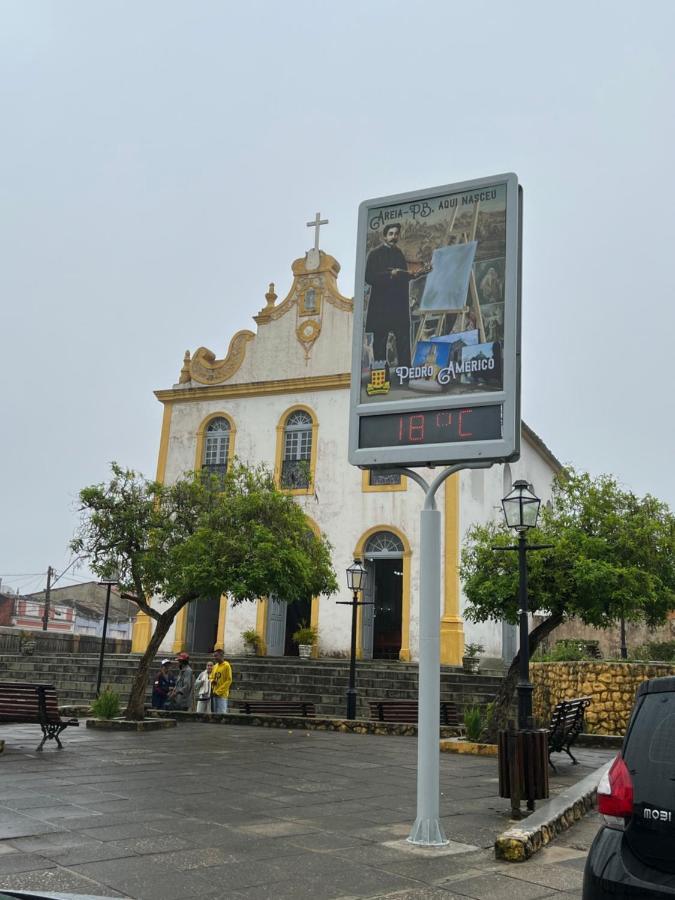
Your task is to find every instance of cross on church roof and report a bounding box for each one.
[306,212,328,251]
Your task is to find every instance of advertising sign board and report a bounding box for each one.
[348,173,522,468]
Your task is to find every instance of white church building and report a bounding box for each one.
[131,243,560,665]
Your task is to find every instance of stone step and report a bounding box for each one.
[0,651,504,716]
[0,665,501,691]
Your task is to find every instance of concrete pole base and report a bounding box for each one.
[407,817,449,847]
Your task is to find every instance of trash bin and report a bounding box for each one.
[498,724,549,817]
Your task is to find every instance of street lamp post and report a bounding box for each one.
[337,560,370,720]
[500,480,543,730]
[96,573,119,698]
[619,607,628,660]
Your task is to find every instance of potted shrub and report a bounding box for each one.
[462,642,484,674]
[241,629,262,657]
[19,631,37,656]
[292,623,318,659]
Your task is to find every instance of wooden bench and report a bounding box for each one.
[237,700,316,717]
[0,682,79,752]
[368,700,459,726]
[547,696,591,770]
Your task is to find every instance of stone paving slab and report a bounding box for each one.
[0,719,610,898]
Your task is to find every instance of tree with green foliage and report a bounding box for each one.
[461,469,675,740]
[72,462,338,720]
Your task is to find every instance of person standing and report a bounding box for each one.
[167,652,195,711]
[195,661,213,714]
[151,659,174,709]
[210,647,232,714]
[364,223,416,370]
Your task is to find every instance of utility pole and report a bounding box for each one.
[41,566,54,631]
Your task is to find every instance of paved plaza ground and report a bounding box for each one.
[0,720,612,899]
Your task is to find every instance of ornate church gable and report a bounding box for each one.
[178,235,353,388]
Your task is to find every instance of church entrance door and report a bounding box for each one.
[265,596,313,656]
[186,596,220,653]
[265,597,286,656]
[362,531,404,661]
[283,596,312,656]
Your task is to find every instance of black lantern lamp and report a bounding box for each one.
[338,559,370,720]
[502,480,541,532]
[346,558,367,594]
[96,570,119,698]
[499,480,544,729]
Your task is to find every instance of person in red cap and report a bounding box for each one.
[167,652,194,711]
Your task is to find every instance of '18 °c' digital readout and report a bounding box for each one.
[359,405,502,449]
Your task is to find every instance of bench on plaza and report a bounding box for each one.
[547,696,591,771]
[237,700,316,717]
[0,682,79,752]
[368,700,460,726]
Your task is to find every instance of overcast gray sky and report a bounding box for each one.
[1,1,673,594]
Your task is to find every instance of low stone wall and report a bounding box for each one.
[0,627,131,656]
[532,661,675,735]
[495,762,608,862]
[147,708,462,738]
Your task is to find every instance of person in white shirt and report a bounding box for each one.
[195,661,213,714]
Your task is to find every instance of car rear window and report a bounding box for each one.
[625,693,675,773]
[624,691,675,872]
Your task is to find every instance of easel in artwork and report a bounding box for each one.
[411,203,487,355]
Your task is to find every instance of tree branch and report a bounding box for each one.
[121,591,160,622]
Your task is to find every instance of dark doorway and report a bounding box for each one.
[186,596,220,653]
[373,558,402,660]
[284,596,312,656]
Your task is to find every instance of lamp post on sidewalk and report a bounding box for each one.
[337,559,370,720]
[500,480,542,730]
[96,573,119,698]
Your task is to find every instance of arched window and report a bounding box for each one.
[202,417,231,476]
[281,410,313,489]
[365,531,404,557]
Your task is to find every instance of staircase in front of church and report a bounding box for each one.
[0,652,503,720]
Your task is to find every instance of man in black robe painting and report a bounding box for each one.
[365,223,415,371]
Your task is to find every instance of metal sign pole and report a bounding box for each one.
[401,461,492,846]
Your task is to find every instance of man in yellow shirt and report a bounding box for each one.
[210,647,232,714]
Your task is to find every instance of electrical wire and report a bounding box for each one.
[0,572,46,578]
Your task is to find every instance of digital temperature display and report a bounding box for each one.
[359,405,502,448]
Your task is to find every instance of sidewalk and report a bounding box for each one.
[0,720,612,899]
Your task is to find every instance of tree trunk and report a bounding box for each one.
[485,612,564,743]
[125,612,175,721]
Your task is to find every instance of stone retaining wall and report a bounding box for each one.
[532,661,675,735]
[147,708,462,738]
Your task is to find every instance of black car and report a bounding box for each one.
[583,676,675,898]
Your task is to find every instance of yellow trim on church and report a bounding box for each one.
[216,595,228,649]
[155,403,173,482]
[194,412,237,471]
[361,469,408,493]
[273,404,319,497]
[156,373,350,405]
[441,473,465,665]
[131,612,152,653]
[172,608,188,653]
[353,525,412,663]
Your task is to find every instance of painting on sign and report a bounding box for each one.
[359,182,508,403]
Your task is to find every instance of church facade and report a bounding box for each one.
[131,245,560,665]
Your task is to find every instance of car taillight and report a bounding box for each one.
[597,755,633,828]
